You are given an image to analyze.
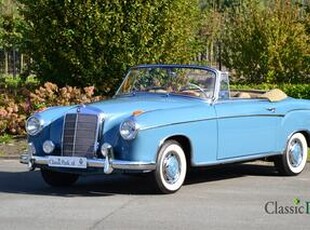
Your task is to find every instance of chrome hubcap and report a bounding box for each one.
[289,139,303,167]
[163,152,180,184]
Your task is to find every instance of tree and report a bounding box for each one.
[303,2,310,74]
[1,1,23,47]
[0,1,3,49]
[0,0,23,76]
[222,0,310,84]
[198,0,243,69]
[18,0,201,94]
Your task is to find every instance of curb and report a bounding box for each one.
[0,155,21,160]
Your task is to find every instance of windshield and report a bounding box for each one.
[117,66,216,99]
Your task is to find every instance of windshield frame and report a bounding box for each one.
[115,64,219,101]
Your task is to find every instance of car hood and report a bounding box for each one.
[34,93,208,132]
[89,94,205,119]
[61,93,208,132]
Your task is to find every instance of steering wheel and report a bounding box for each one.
[181,83,207,98]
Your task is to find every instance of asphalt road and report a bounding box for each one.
[0,160,309,230]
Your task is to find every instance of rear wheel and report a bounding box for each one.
[41,169,79,187]
[154,140,187,194]
[274,133,308,175]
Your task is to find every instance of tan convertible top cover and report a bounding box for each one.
[259,89,288,102]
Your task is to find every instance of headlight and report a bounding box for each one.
[26,117,42,135]
[120,120,139,140]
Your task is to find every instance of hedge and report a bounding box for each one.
[1,80,310,136]
[231,84,310,99]
[0,80,103,136]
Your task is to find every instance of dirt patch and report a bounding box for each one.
[0,136,27,159]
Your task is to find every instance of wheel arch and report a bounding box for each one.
[160,134,193,168]
[280,110,310,150]
[297,130,310,148]
[286,130,310,149]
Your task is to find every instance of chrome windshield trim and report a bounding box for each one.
[115,65,218,100]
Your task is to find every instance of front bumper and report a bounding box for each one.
[20,153,156,174]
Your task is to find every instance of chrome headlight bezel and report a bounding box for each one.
[26,116,43,136]
[119,119,139,140]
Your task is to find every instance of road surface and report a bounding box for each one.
[0,160,309,230]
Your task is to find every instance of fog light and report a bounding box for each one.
[43,140,55,154]
[101,143,112,157]
[28,142,36,155]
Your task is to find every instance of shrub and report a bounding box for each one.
[0,75,39,97]
[0,95,28,135]
[30,82,102,110]
[0,82,103,136]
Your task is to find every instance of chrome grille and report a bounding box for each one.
[62,113,98,158]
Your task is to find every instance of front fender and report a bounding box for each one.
[112,119,218,165]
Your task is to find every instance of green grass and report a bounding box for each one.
[308,149,310,162]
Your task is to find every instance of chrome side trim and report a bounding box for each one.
[111,160,156,170]
[20,154,156,172]
[193,151,281,167]
[140,114,284,131]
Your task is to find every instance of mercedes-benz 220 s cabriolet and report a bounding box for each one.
[21,64,309,193]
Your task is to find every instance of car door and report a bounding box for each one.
[214,99,282,160]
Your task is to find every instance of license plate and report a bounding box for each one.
[48,156,87,169]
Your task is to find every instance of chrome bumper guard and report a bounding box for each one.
[20,153,156,174]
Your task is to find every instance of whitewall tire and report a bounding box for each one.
[154,140,187,194]
[275,133,308,176]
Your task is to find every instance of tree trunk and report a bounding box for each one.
[20,54,24,73]
[4,51,8,75]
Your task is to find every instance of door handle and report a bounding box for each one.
[266,107,276,113]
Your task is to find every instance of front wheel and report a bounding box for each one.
[154,140,187,194]
[41,169,79,187]
[274,133,308,176]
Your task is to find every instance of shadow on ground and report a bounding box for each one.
[0,161,280,197]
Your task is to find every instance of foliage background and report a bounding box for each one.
[17,0,201,94]
[221,0,310,84]
[0,0,309,87]
[0,0,310,137]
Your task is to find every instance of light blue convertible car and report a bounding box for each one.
[21,64,309,193]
